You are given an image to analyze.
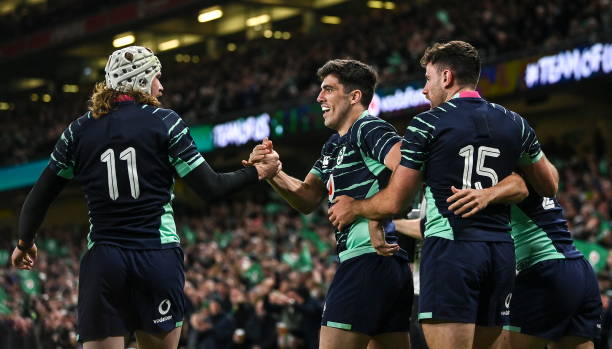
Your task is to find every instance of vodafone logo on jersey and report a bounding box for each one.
[327,175,335,201]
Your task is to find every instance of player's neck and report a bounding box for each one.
[337,107,367,136]
[445,86,475,102]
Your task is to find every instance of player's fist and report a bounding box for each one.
[11,242,38,270]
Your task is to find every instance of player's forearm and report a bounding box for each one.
[183,161,258,200]
[267,171,323,214]
[393,218,423,240]
[487,173,528,205]
[354,188,411,220]
[521,154,558,197]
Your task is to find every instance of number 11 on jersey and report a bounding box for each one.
[100,147,140,200]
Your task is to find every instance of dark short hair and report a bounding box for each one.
[316,59,378,108]
[420,41,481,88]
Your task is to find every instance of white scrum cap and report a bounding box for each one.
[105,46,161,94]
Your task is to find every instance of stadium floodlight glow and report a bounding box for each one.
[0,102,9,110]
[198,6,223,23]
[264,29,273,38]
[282,32,291,40]
[246,14,270,27]
[30,93,39,102]
[42,94,52,103]
[62,84,79,93]
[227,43,237,51]
[384,1,396,9]
[367,1,384,8]
[112,32,135,48]
[321,16,341,24]
[158,39,180,51]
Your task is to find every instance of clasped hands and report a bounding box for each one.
[243,138,282,180]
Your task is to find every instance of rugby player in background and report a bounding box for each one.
[11,46,280,349]
[328,41,558,349]
[246,59,413,349]
[446,167,602,349]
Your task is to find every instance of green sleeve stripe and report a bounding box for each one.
[309,168,322,178]
[67,124,74,142]
[168,119,182,135]
[401,149,423,154]
[403,139,423,146]
[414,116,435,130]
[436,106,447,112]
[169,128,189,148]
[57,167,74,179]
[446,101,457,108]
[407,126,431,139]
[401,155,423,163]
[356,119,381,146]
[172,156,204,177]
[374,134,398,160]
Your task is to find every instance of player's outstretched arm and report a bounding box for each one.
[329,165,421,230]
[267,172,326,215]
[12,167,69,270]
[183,152,280,201]
[447,172,528,218]
[244,139,326,214]
[519,154,558,197]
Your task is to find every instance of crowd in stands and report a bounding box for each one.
[0,132,611,348]
[1,0,611,166]
[0,0,129,44]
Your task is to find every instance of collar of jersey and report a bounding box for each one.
[115,94,136,103]
[451,90,481,99]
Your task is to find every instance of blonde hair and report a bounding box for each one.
[88,82,161,119]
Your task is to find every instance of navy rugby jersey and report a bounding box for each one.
[310,111,406,262]
[400,91,543,242]
[511,187,583,272]
[48,101,204,249]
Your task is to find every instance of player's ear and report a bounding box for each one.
[350,90,362,105]
[442,69,454,88]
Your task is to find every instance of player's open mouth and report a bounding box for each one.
[321,105,330,116]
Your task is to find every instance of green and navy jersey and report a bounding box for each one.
[48,101,204,250]
[511,189,583,272]
[310,111,404,262]
[400,91,543,242]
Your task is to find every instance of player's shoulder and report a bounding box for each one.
[351,114,396,137]
[142,105,178,119]
[486,101,527,127]
[142,105,183,129]
[321,133,340,153]
[66,110,95,134]
[355,114,392,128]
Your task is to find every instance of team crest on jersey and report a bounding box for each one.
[322,156,330,169]
[327,174,335,201]
[336,146,346,165]
[542,197,555,210]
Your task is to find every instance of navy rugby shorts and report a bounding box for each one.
[321,253,413,336]
[77,244,185,342]
[418,237,515,326]
[504,257,601,341]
